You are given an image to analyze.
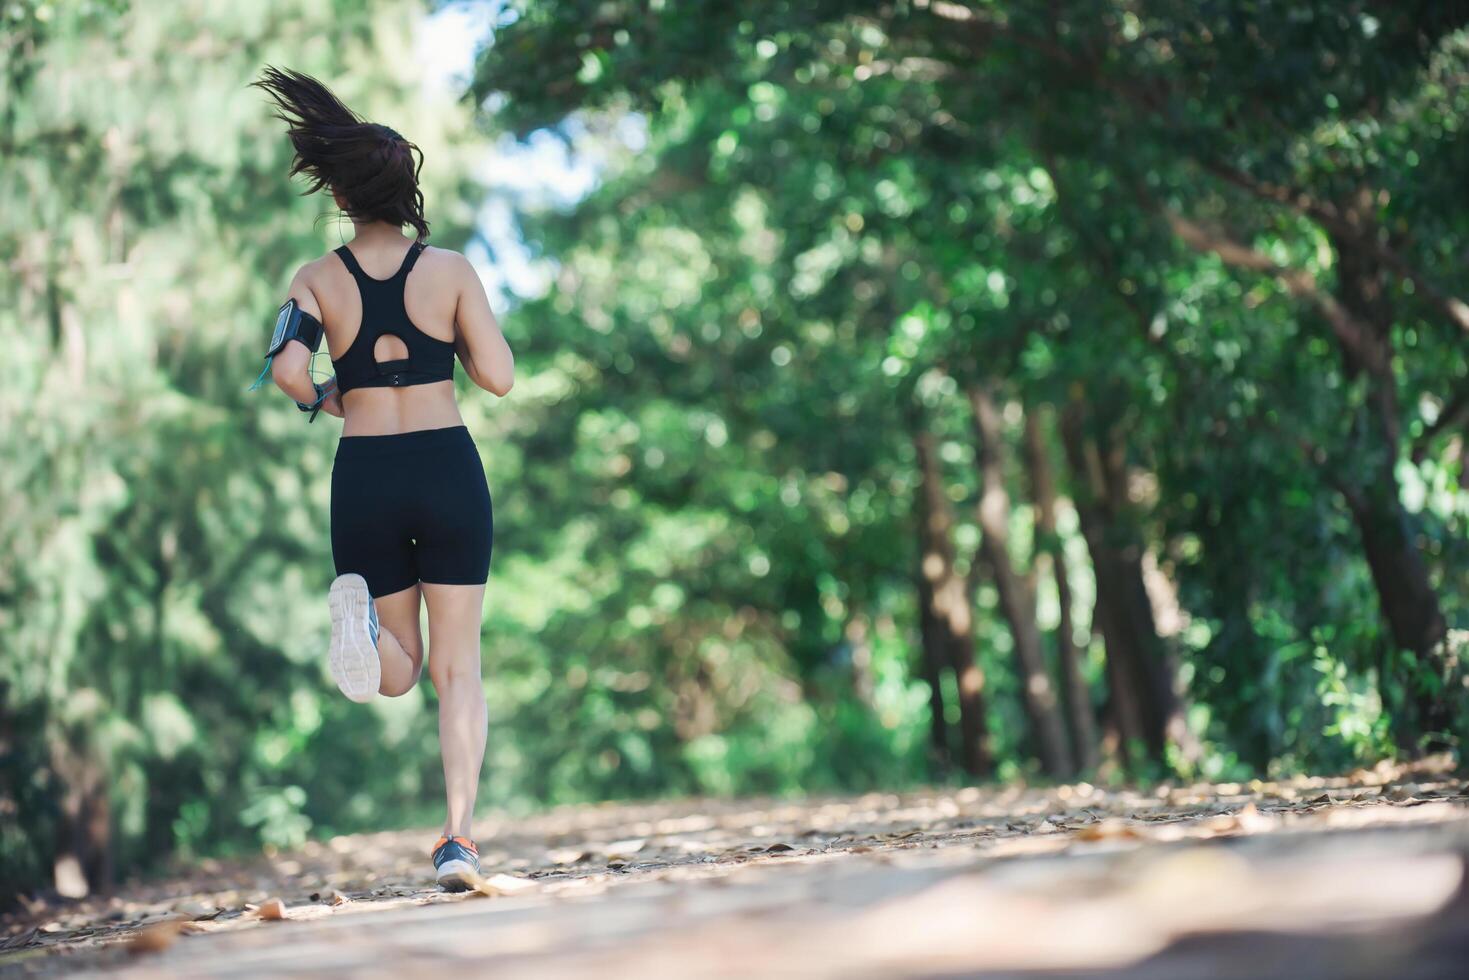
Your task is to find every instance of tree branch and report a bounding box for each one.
[917,3,1469,338]
[1411,386,1469,463]
[1198,160,1469,335]
[1161,209,1390,377]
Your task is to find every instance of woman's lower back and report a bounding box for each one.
[340,380,464,437]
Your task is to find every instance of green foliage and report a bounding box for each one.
[475,0,1468,778]
[0,0,485,895]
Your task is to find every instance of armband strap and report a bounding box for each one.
[296,378,337,423]
[248,298,326,391]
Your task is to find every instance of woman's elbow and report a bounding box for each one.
[479,371,514,397]
[477,351,514,396]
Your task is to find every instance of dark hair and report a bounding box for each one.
[252,66,429,241]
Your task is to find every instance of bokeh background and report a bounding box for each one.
[4,0,1467,900]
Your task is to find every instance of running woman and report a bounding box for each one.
[253,67,513,891]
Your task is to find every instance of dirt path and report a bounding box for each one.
[4,762,1468,978]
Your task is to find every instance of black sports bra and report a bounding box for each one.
[330,241,455,394]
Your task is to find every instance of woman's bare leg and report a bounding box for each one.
[422,582,487,839]
[373,584,423,697]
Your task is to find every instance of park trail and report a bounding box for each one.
[3,758,1469,978]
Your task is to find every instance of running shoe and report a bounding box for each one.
[432,835,480,891]
[326,573,380,702]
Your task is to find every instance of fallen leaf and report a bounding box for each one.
[127,920,185,955]
[132,911,190,929]
[0,928,40,951]
[1075,820,1142,842]
[171,899,219,920]
[1234,803,1271,833]
[1203,812,1242,833]
[485,874,540,896]
[1198,804,1267,835]
[470,873,541,898]
[256,898,287,921]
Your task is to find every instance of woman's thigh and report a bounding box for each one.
[422,583,486,684]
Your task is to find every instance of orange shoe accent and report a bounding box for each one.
[430,835,478,856]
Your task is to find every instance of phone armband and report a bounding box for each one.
[265,298,324,358]
[247,298,325,391]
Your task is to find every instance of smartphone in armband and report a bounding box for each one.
[266,298,324,359]
[249,298,325,391]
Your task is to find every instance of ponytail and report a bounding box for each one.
[253,66,429,241]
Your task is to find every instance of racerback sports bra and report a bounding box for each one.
[331,240,455,393]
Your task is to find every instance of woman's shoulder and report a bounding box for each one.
[290,250,345,285]
[419,243,472,270]
[414,244,476,288]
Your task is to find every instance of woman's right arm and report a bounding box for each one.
[452,255,514,396]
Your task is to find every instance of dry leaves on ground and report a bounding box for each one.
[2,755,1465,975]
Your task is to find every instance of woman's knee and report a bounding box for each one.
[379,661,423,698]
[428,653,480,694]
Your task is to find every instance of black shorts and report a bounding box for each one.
[330,425,493,597]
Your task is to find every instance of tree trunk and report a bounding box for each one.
[913,424,992,777]
[844,612,875,707]
[1024,405,1099,773]
[968,385,1074,778]
[1097,421,1183,760]
[50,734,112,898]
[1345,449,1453,734]
[1060,402,1173,770]
[1331,214,1456,737]
[914,562,952,766]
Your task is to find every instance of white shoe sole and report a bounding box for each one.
[437,859,479,892]
[327,573,380,703]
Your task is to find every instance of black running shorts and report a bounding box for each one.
[330,425,493,597]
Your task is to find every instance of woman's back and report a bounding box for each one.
[288,232,510,436]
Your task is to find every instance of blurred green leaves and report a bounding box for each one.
[1,0,486,895]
